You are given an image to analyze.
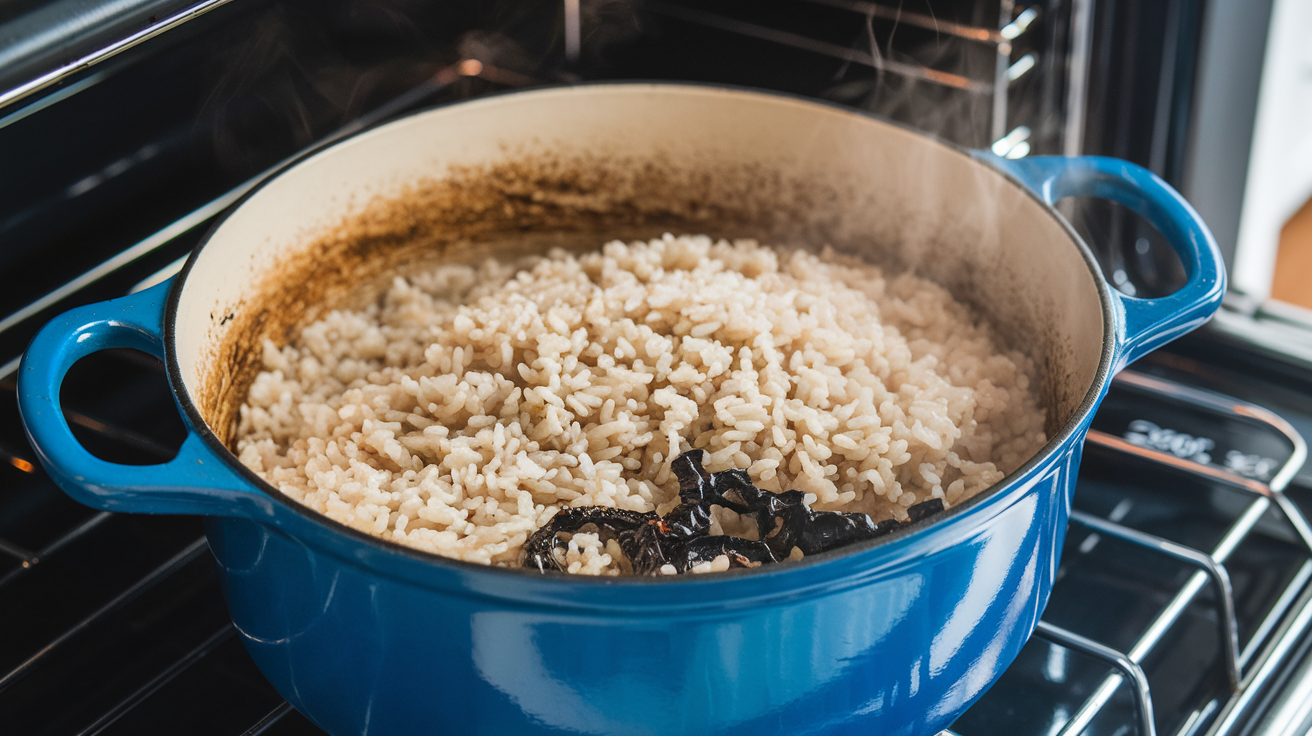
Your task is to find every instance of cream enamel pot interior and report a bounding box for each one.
[18,84,1224,736]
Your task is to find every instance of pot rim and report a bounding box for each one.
[164,81,1117,591]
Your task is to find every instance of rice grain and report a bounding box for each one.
[235,235,1047,573]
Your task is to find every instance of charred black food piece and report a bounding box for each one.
[521,451,946,575]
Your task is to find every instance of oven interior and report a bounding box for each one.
[2,1,1310,735]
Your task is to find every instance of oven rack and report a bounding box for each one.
[944,372,1312,736]
[5,174,1312,736]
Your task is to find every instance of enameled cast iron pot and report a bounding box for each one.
[18,85,1223,736]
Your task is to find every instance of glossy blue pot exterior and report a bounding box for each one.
[18,100,1224,735]
[204,453,1073,736]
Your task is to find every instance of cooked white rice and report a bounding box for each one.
[235,234,1047,574]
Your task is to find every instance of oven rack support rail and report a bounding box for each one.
[942,371,1312,736]
[634,0,1089,156]
[0,0,239,114]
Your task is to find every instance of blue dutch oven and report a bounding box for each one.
[17,85,1223,736]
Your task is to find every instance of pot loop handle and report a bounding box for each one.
[981,154,1226,371]
[17,280,272,520]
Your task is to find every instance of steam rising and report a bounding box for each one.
[194,1,1030,175]
[820,1,1002,148]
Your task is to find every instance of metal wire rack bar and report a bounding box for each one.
[63,407,179,462]
[74,623,235,735]
[1086,427,1312,558]
[1068,508,1242,690]
[0,536,37,567]
[1034,621,1157,736]
[0,536,208,693]
[1063,0,1092,157]
[641,1,992,92]
[0,426,42,573]
[35,510,112,559]
[1112,371,1309,496]
[1241,560,1312,668]
[0,511,113,589]
[990,0,1016,141]
[0,190,242,342]
[799,0,1008,43]
[239,701,297,736]
[0,0,239,113]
